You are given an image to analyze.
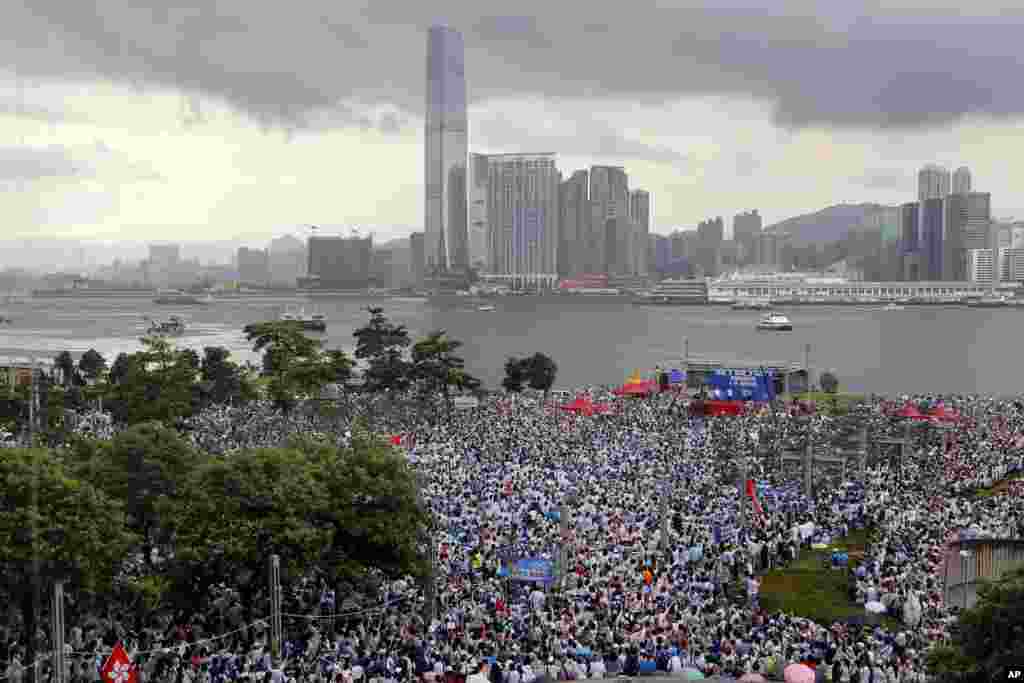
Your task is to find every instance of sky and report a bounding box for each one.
[3,0,1024,247]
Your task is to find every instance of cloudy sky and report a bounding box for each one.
[3,0,1024,246]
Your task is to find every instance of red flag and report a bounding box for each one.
[746,479,764,517]
[389,434,402,446]
[101,643,137,683]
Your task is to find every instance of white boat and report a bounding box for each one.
[755,313,793,331]
[882,303,905,311]
[477,305,496,312]
[279,306,327,331]
[145,315,186,336]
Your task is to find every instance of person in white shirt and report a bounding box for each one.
[467,661,490,683]
[589,656,605,679]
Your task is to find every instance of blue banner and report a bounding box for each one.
[707,369,774,402]
[505,558,554,583]
[669,369,686,384]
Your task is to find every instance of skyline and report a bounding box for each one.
[4,2,1024,242]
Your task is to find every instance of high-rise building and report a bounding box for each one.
[468,153,489,271]
[1000,248,1024,282]
[899,202,920,280]
[303,234,372,289]
[943,192,991,281]
[558,169,589,277]
[424,26,469,279]
[268,235,306,287]
[732,210,762,265]
[918,198,945,280]
[409,232,425,288]
[918,164,950,201]
[236,247,269,286]
[696,217,725,274]
[589,166,629,275]
[965,248,996,284]
[148,244,180,267]
[371,247,395,289]
[484,153,560,279]
[952,166,972,195]
[628,189,650,276]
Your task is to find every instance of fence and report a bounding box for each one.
[942,538,1024,610]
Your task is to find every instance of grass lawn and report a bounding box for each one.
[758,528,900,628]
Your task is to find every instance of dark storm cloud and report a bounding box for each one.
[4,0,1023,132]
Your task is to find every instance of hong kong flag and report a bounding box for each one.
[101,643,137,683]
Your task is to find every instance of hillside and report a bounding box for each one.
[765,203,886,247]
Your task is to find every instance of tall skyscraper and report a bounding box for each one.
[918,164,951,201]
[918,198,945,280]
[732,210,762,265]
[952,166,972,195]
[558,169,589,277]
[899,202,920,281]
[944,192,991,281]
[304,235,373,289]
[589,166,629,275]
[409,232,425,288]
[425,26,469,278]
[628,189,650,276]
[484,153,560,279]
[468,153,489,271]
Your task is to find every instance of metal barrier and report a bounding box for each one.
[943,538,1024,610]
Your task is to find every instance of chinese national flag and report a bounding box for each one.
[389,434,402,446]
[101,642,138,683]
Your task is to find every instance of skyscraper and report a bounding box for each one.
[918,164,950,201]
[732,210,762,265]
[944,192,991,281]
[468,153,489,271]
[558,169,589,277]
[589,166,629,275]
[918,198,944,280]
[628,189,650,276]
[952,166,972,195]
[484,153,560,280]
[425,26,469,279]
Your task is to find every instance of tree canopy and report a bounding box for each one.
[353,307,412,394]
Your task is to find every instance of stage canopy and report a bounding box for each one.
[893,403,929,419]
[560,396,612,416]
[928,404,962,422]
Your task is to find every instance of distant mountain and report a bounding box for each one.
[765,203,887,247]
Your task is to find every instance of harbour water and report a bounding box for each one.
[2,295,1023,396]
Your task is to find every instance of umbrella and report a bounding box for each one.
[681,669,705,680]
[928,404,961,422]
[784,663,816,683]
[739,674,768,683]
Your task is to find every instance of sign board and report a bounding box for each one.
[505,558,554,583]
[453,395,479,410]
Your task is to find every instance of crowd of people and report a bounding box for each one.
[3,388,1024,683]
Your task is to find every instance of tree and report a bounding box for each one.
[926,566,1024,682]
[107,336,200,425]
[502,356,529,394]
[108,352,132,385]
[53,350,79,388]
[200,346,256,407]
[243,322,346,412]
[411,330,481,414]
[0,448,137,683]
[820,371,839,394]
[77,348,107,383]
[353,307,412,394]
[523,352,558,399]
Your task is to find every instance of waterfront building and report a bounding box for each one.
[732,210,762,265]
[468,153,489,272]
[302,234,372,289]
[952,166,973,195]
[919,198,945,281]
[944,192,992,282]
[628,189,650,276]
[918,164,950,201]
[424,26,470,278]
[1000,248,1024,282]
[589,166,630,275]
[965,248,996,284]
[647,277,709,303]
[236,247,269,286]
[899,202,920,280]
[268,235,306,287]
[709,275,1015,301]
[484,153,560,284]
[558,169,589,277]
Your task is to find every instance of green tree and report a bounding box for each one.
[200,346,256,406]
[820,371,839,394]
[353,307,412,394]
[926,566,1024,682]
[411,330,481,414]
[108,336,200,425]
[523,352,558,399]
[502,356,529,394]
[53,350,79,388]
[77,348,107,383]
[243,322,346,412]
[108,352,132,385]
[0,448,137,683]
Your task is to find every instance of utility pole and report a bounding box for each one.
[269,555,282,668]
[803,343,812,396]
[53,582,65,683]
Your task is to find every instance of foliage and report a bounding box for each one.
[0,448,138,677]
[77,348,108,382]
[353,307,412,394]
[199,346,256,407]
[523,352,558,396]
[108,352,132,385]
[411,330,481,410]
[106,336,200,425]
[53,350,80,388]
[926,566,1024,682]
[820,371,840,394]
[502,356,529,393]
[243,322,349,412]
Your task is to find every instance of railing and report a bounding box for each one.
[942,538,1024,610]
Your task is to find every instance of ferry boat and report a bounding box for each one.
[965,295,1011,308]
[145,315,186,336]
[477,305,496,312]
[755,313,793,331]
[280,306,327,332]
[153,289,213,305]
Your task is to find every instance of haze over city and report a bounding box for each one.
[4,0,1024,267]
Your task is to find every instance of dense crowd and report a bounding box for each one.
[3,390,1024,683]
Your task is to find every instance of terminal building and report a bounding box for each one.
[709,276,1019,301]
[299,234,373,290]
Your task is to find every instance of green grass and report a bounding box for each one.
[758,528,899,629]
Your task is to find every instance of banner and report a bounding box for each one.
[746,479,764,517]
[502,558,554,583]
[706,369,775,402]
